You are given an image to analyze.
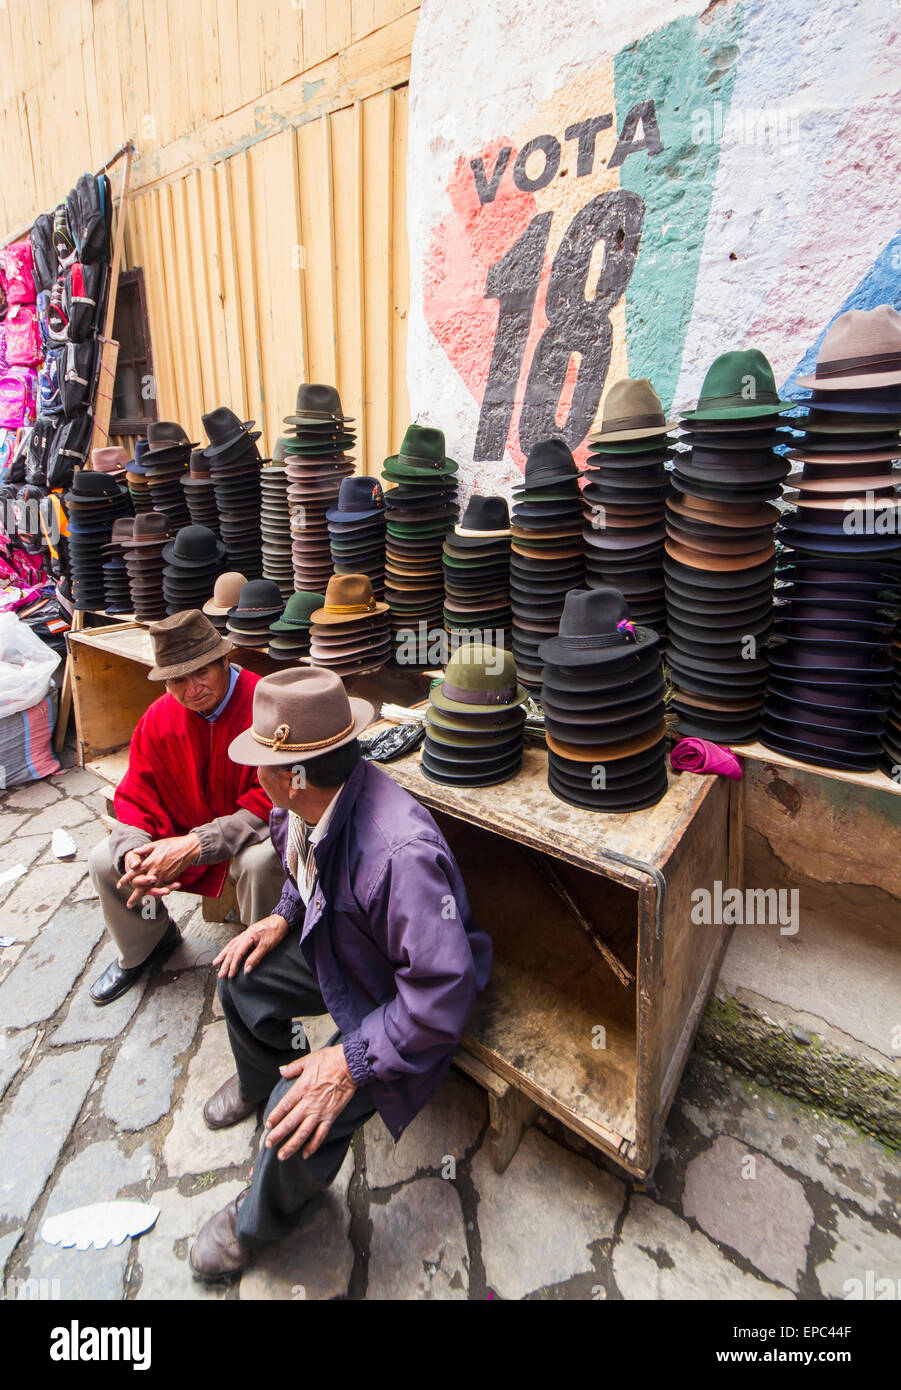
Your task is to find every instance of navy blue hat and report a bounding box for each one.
[326,475,385,523]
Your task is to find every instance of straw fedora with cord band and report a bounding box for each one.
[229,667,373,768]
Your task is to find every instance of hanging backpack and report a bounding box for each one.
[30,212,58,294]
[35,289,52,351]
[0,322,7,376]
[47,411,93,490]
[52,203,77,269]
[47,274,69,343]
[66,173,113,265]
[64,261,108,341]
[5,304,42,367]
[61,339,96,417]
[26,417,57,487]
[38,346,65,417]
[0,368,38,429]
[3,242,37,306]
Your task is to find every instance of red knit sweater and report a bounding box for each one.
[113,667,271,897]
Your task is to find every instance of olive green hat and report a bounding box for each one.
[382,424,458,479]
[430,641,528,715]
[680,348,794,422]
[268,590,326,632]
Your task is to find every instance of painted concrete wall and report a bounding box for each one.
[406,0,900,500]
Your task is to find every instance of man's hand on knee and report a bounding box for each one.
[264,1046,357,1161]
[213,914,290,979]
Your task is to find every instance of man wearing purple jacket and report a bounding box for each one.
[189,666,491,1280]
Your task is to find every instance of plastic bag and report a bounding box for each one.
[0,611,60,717]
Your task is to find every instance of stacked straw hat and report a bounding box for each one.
[759,307,901,771]
[120,510,172,621]
[422,642,528,787]
[538,586,668,812]
[582,379,675,636]
[309,573,391,676]
[510,439,585,690]
[267,590,324,662]
[200,407,264,577]
[442,494,512,647]
[281,385,356,592]
[664,348,793,743]
[327,474,387,598]
[383,424,459,660]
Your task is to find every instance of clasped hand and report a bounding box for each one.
[116,833,201,908]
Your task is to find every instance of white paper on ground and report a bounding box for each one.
[51,827,78,859]
[0,935,16,947]
[41,1201,160,1251]
[0,864,26,888]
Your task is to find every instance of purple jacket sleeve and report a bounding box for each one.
[341,838,479,1087]
[274,875,305,927]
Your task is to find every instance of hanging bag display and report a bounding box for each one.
[3,242,37,306]
[47,274,70,343]
[5,304,42,367]
[47,411,93,490]
[52,203,77,269]
[66,173,112,265]
[0,367,37,429]
[37,345,65,417]
[63,260,107,341]
[61,338,96,416]
[30,212,59,294]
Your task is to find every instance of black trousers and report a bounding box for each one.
[217,930,377,1247]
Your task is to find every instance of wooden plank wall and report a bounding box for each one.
[0,0,417,472]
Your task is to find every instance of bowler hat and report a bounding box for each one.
[203,571,248,617]
[229,668,373,767]
[147,609,234,681]
[161,524,226,567]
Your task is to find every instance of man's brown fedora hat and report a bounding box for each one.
[147,609,234,681]
[229,668,374,766]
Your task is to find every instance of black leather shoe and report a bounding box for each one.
[90,920,182,1005]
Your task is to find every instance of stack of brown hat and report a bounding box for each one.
[120,510,172,621]
[201,407,264,578]
[202,571,247,635]
[181,449,221,535]
[226,578,286,649]
[665,348,792,743]
[281,385,356,592]
[125,439,153,513]
[760,307,901,772]
[510,439,585,690]
[539,587,668,812]
[582,379,674,638]
[142,421,195,533]
[101,517,135,614]
[442,495,512,646]
[260,459,294,600]
[383,424,459,660]
[309,573,391,676]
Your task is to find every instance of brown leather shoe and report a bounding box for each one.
[189,1191,251,1282]
[203,1073,259,1130]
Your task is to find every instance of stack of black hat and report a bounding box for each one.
[120,511,171,621]
[101,517,135,614]
[884,624,901,780]
[161,524,226,616]
[442,495,512,647]
[124,438,153,513]
[422,643,527,788]
[664,348,792,743]
[142,421,194,533]
[309,573,392,676]
[181,449,221,535]
[539,587,668,812]
[760,308,901,771]
[226,578,286,650]
[327,475,387,598]
[260,461,294,599]
[267,590,324,662]
[510,439,585,690]
[281,385,355,592]
[383,424,459,659]
[201,407,264,578]
[64,469,132,612]
[582,379,674,636]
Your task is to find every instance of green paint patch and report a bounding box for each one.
[614,4,745,409]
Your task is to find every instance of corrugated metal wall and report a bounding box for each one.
[1,0,416,473]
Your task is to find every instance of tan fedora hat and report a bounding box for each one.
[545,722,667,763]
[664,539,775,571]
[147,610,234,680]
[203,571,248,617]
[797,306,901,391]
[228,667,374,766]
[309,573,389,625]
[589,378,677,442]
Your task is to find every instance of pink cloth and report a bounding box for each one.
[670,737,743,781]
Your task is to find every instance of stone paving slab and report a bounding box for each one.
[52,970,148,1046]
[3,781,62,809]
[0,1046,103,1225]
[368,1176,469,1300]
[363,1072,485,1188]
[38,820,109,867]
[240,1151,354,1301]
[473,1127,625,1300]
[134,1180,245,1301]
[0,1026,38,1102]
[1,901,106,1031]
[163,1020,257,1178]
[50,768,105,797]
[683,1135,814,1291]
[815,1208,901,1300]
[612,1196,795,1300]
[20,798,95,838]
[0,862,89,942]
[0,942,27,987]
[161,936,222,972]
[102,971,207,1131]
[24,1137,153,1301]
[0,1227,23,1279]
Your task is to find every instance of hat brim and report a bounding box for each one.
[796,369,901,392]
[588,420,677,443]
[228,694,374,766]
[147,633,235,681]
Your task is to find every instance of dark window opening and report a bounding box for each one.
[109,267,158,436]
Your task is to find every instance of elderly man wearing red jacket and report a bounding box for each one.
[87,610,283,1006]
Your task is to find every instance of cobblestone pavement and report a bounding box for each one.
[1,764,899,1301]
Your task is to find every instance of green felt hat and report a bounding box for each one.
[430,641,528,714]
[382,424,458,478]
[269,590,326,632]
[425,712,524,749]
[680,349,794,422]
[427,703,524,735]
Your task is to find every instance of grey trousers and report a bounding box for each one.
[217,930,376,1247]
[88,834,286,968]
